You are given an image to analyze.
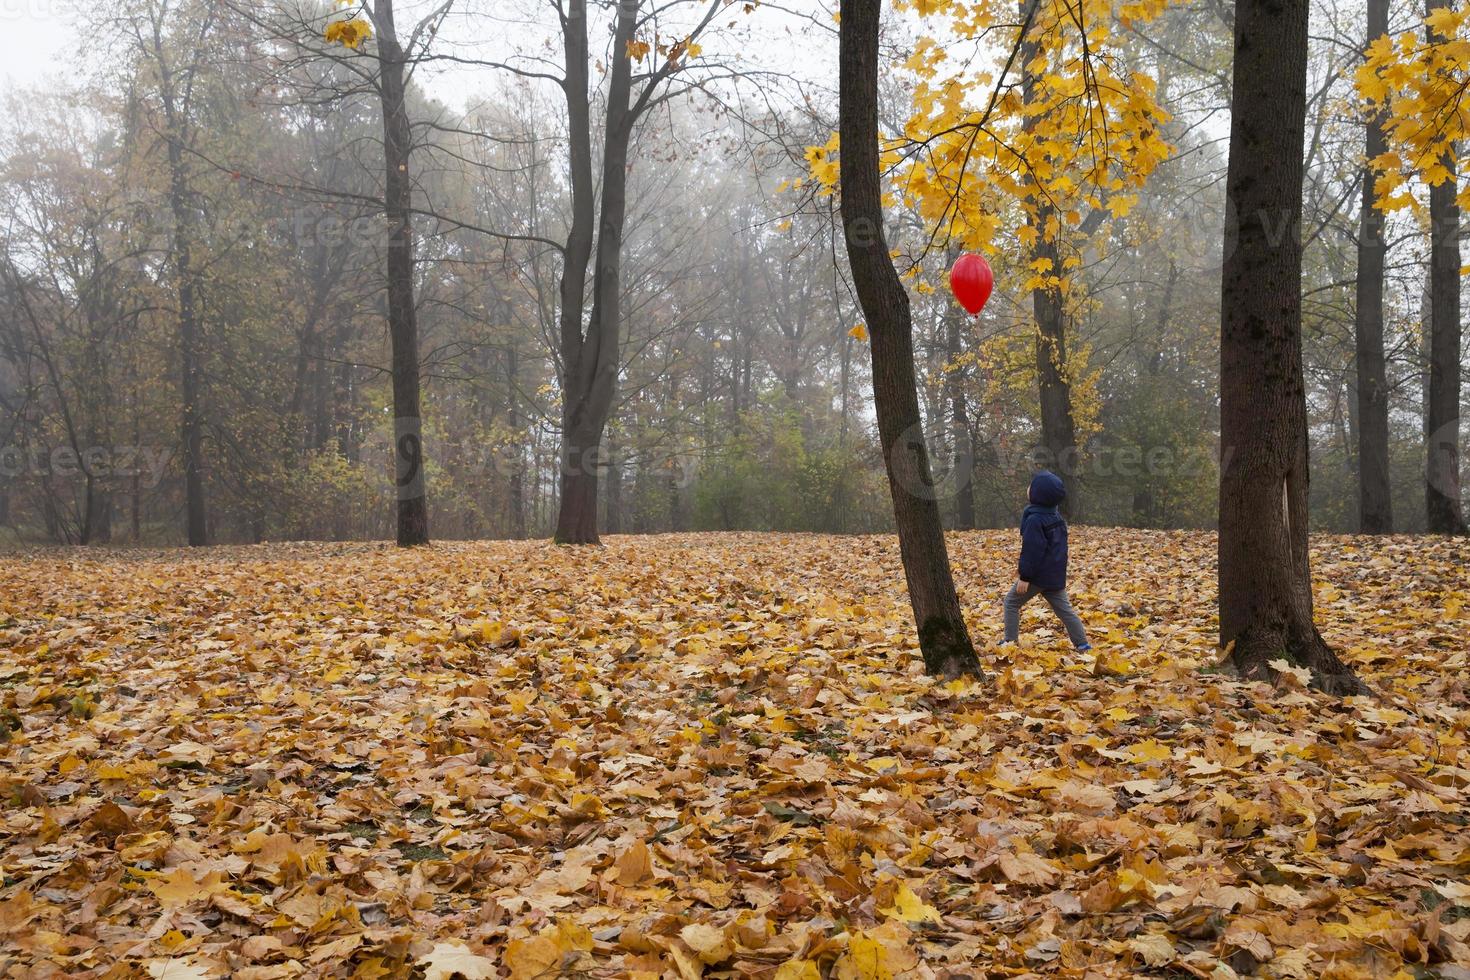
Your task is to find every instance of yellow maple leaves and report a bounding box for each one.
[836,931,895,979]
[501,920,593,978]
[805,133,842,192]
[2,532,1469,975]
[627,35,703,64]
[805,0,1173,360]
[878,882,943,924]
[145,867,230,908]
[893,0,1173,255]
[323,15,373,51]
[1357,4,1470,211]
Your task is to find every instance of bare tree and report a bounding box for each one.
[552,0,723,544]
[367,0,430,545]
[124,0,218,545]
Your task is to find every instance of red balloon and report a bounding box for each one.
[950,252,994,315]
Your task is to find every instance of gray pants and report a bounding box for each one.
[1003,584,1090,648]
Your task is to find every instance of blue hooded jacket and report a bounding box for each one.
[1018,471,1068,591]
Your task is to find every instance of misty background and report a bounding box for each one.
[0,0,1458,545]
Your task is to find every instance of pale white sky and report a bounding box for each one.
[0,0,838,117]
[0,0,77,90]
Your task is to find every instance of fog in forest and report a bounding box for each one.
[0,0,1462,546]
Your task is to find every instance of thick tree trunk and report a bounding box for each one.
[1425,166,1465,534]
[1424,0,1467,534]
[1354,0,1394,533]
[378,0,429,547]
[1021,8,1080,515]
[80,483,112,546]
[1219,0,1363,695]
[840,0,983,680]
[557,441,600,544]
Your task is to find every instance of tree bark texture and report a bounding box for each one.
[378,0,429,546]
[1020,4,1080,515]
[840,0,983,679]
[1219,0,1363,695]
[1424,0,1467,535]
[1353,0,1393,533]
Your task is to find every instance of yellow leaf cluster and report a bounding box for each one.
[323,15,372,50]
[804,133,841,196]
[806,0,1173,330]
[626,38,652,62]
[1357,5,1470,211]
[894,0,1173,264]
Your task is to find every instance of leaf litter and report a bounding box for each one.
[0,530,1467,978]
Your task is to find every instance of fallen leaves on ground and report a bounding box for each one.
[1,529,1467,978]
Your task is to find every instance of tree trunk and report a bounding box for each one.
[378,0,429,547]
[667,460,685,532]
[555,0,641,544]
[1354,0,1394,533]
[1219,0,1363,695]
[309,333,332,453]
[552,0,605,544]
[332,322,353,456]
[1424,0,1467,534]
[945,306,976,530]
[1021,6,1080,515]
[82,483,112,545]
[840,0,983,680]
[557,439,599,543]
[131,387,142,541]
[604,434,623,535]
[506,343,526,539]
[160,93,208,547]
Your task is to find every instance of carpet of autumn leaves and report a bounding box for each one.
[1,529,1468,980]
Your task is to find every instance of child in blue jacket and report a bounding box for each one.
[1002,470,1091,650]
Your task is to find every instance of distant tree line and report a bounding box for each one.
[0,0,1462,547]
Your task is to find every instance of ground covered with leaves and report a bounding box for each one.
[1,530,1468,979]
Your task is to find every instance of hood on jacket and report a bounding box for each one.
[1029,470,1067,507]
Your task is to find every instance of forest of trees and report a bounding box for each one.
[0,0,1463,548]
